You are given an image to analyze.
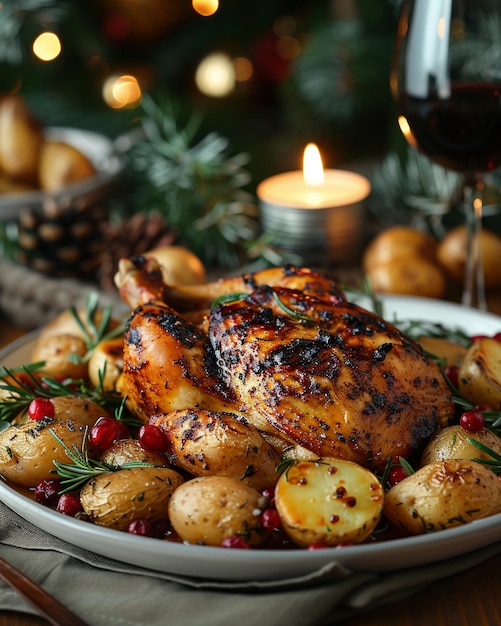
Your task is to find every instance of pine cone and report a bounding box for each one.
[98,211,177,291]
[17,196,107,280]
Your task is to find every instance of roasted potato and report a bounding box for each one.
[168,475,268,547]
[0,95,43,184]
[417,336,468,368]
[421,425,501,466]
[38,140,95,191]
[458,338,501,408]
[437,225,501,289]
[274,458,384,548]
[153,409,280,490]
[144,246,206,286]
[88,337,124,391]
[80,466,183,530]
[31,333,89,380]
[384,459,501,534]
[363,227,439,271]
[367,257,447,299]
[100,439,169,468]
[49,396,111,428]
[0,418,93,487]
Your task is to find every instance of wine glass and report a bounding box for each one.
[391,0,501,309]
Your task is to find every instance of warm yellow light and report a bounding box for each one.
[32,32,61,62]
[303,143,325,185]
[397,114,417,148]
[195,53,235,97]
[232,57,253,82]
[103,74,142,109]
[192,0,219,16]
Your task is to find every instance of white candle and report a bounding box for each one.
[257,144,371,210]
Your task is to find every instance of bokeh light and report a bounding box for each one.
[195,53,235,97]
[192,0,219,17]
[232,57,253,82]
[103,74,142,109]
[32,32,61,62]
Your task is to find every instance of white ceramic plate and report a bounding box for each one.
[1,296,501,582]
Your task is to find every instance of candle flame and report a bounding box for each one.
[303,143,325,185]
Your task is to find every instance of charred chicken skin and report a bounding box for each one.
[115,259,454,471]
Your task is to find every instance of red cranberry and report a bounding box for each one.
[388,465,408,486]
[307,542,329,550]
[220,535,250,549]
[260,486,276,506]
[444,365,459,388]
[261,508,282,530]
[475,404,492,412]
[114,420,130,441]
[90,417,120,450]
[128,518,153,536]
[28,397,55,421]
[138,424,167,453]
[56,493,82,517]
[459,410,485,432]
[493,332,501,342]
[34,479,60,504]
[471,334,488,342]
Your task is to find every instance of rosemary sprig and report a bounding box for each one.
[49,428,155,493]
[466,438,501,475]
[271,291,316,325]
[210,292,248,308]
[392,319,472,347]
[68,292,124,364]
[0,362,122,425]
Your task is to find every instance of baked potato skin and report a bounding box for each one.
[80,466,184,531]
[152,409,280,490]
[384,459,501,535]
[168,475,268,547]
[458,338,501,408]
[421,425,501,466]
[0,418,94,487]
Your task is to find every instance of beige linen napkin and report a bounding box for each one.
[0,502,500,626]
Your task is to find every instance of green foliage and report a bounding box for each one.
[124,94,260,268]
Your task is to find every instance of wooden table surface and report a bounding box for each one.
[0,313,501,626]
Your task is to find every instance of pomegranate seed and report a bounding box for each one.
[138,424,167,453]
[444,365,459,388]
[388,465,408,486]
[56,493,82,517]
[34,479,60,504]
[220,535,250,549]
[261,508,282,530]
[90,417,120,450]
[28,397,55,421]
[307,542,330,550]
[459,410,485,432]
[128,518,153,536]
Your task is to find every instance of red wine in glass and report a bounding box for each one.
[392,0,501,309]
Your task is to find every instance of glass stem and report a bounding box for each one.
[462,180,487,310]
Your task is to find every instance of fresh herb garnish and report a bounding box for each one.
[68,292,124,364]
[49,428,155,493]
[0,362,122,425]
[271,291,316,325]
[210,292,249,308]
[466,438,501,475]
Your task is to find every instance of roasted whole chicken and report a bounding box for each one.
[115,258,454,471]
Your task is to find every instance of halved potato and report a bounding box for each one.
[274,457,384,548]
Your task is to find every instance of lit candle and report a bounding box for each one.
[257,144,371,210]
[256,144,371,265]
